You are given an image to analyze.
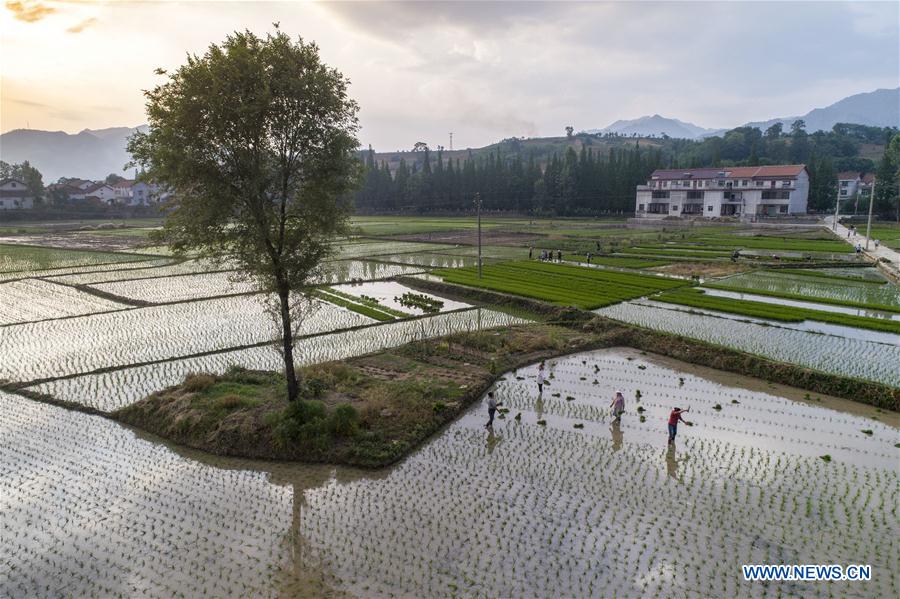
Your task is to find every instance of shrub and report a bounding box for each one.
[329,404,360,438]
[216,394,247,410]
[304,377,329,398]
[183,373,216,393]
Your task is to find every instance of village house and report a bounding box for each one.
[111,179,135,203]
[635,164,809,219]
[83,182,118,204]
[0,178,35,209]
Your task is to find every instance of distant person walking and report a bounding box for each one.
[874,239,880,249]
[610,390,625,422]
[586,252,592,264]
[667,407,690,445]
[855,242,862,255]
[529,246,533,260]
[556,249,562,262]
[537,361,546,395]
[484,391,502,430]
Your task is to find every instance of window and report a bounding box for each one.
[707,205,713,211]
[841,181,849,187]
[683,180,692,187]
[687,191,703,200]
[840,189,848,196]
[663,181,669,188]
[779,205,788,213]
[741,180,749,187]
[781,180,791,187]
[671,205,679,211]
[638,204,645,211]
[652,191,670,199]
[756,180,764,186]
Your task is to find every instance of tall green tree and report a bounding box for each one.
[128,29,360,401]
[873,134,899,221]
[0,160,45,201]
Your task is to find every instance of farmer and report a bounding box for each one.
[586,252,592,265]
[855,242,862,255]
[484,391,502,430]
[667,406,691,445]
[610,390,626,422]
[537,361,546,395]
[557,249,562,262]
[529,246,534,260]
[874,239,880,249]
[730,250,740,262]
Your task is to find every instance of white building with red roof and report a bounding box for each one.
[635,164,809,219]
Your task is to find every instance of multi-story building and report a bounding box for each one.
[635,165,809,219]
[837,171,861,201]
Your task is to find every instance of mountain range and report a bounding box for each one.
[1,88,897,182]
[590,87,899,139]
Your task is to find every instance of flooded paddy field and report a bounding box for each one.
[597,302,900,386]
[710,271,900,311]
[3,348,896,598]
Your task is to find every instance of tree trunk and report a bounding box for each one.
[278,286,300,402]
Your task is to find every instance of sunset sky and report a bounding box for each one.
[2,1,898,150]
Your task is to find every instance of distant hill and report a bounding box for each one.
[717,87,900,136]
[587,115,716,139]
[0,126,146,182]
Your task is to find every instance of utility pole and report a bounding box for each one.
[474,193,483,279]
[449,132,453,151]
[832,184,840,231]
[865,177,877,250]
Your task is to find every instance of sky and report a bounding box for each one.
[1,0,898,151]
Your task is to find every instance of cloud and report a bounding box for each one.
[66,16,96,33]
[5,0,55,22]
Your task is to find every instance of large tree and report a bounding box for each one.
[128,29,360,401]
[1,160,44,201]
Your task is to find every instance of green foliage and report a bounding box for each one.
[128,28,361,401]
[703,281,900,314]
[329,404,359,437]
[0,160,44,200]
[438,261,689,309]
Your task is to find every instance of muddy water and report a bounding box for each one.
[2,348,898,598]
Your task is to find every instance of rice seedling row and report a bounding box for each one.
[331,241,460,260]
[655,288,900,334]
[287,350,898,598]
[79,261,425,304]
[0,258,175,284]
[0,243,156,274]
[27,308,526,411]
[0,390,297,598]
[762,268,888,285]
[597,302,900,386]
[563,255,670,269]
[45,258,230,286]
[438,261,689,309]
[707,272,900,312]
[330,280,470,316]
[0,279,129,326]
[0,296,373,383]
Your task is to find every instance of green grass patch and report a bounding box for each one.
[655,288,900,334]
[703,281,900,314]
[437,260,689,309]
[314,289,404,321]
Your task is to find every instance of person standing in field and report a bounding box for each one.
[875,239,880,249]
[529,246,534,260]
[556,249,562,262]
[485,391,502,431]
[667,407,690,444]
[537,361,546,395]
[610,391,626,423]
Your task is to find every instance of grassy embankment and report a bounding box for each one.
[437,261,690,309]
[654,288,900,334]
[115,323,598,467]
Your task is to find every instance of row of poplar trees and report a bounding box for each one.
[353,145,664,216]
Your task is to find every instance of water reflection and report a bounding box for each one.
[665,445,681,482]
[610,420,623,452]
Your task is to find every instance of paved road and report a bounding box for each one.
[825,216,900,281]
